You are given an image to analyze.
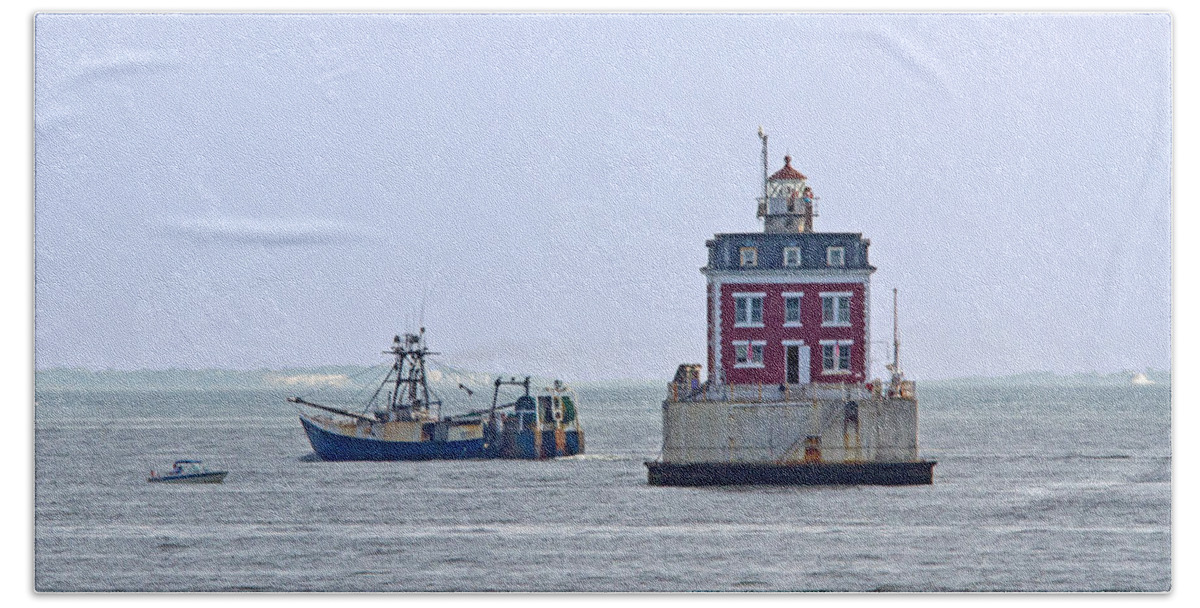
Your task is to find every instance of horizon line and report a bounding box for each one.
[33,365,1173,384]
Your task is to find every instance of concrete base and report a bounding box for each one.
[644,460,935,486]
[661,395,920,465]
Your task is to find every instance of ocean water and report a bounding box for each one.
[33,375,1170,592]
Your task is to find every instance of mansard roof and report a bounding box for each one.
[704,231,874,272]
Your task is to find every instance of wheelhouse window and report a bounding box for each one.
[820,340,853,374]
[820,292,852,327]
[733,340,766,368]
[783,292,803,326]
[826,246,845,267]
[783,246,803,267]
[739,247,758,267]
[733,293,765,327]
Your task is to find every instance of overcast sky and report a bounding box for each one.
[33,13,1171,380]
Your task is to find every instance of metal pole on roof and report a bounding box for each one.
[757,126,769,210]
[893,288,901,373]
[888,287,904,389]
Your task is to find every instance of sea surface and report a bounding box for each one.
[34,373,1171,592]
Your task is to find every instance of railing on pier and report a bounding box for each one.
[667,380,915,403]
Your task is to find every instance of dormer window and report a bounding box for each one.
[783,247,802,267]
[739,247,758,267]
[826,246,845,267]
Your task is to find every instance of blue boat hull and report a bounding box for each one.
[300,415,486,461]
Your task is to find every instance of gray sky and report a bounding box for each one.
[33,13,1171,380]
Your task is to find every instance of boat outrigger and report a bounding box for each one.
[292,329,584,461]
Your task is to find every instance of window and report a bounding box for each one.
[733,340,766,368]
[733,293,765,327]
[820,292,852,326]
[783,247,802,267]
[820,340,853,373]
[826,246,845,267]
[739,247,758,267]
[783,292,803,326]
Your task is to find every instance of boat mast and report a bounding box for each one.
[418,327,433,411]
[390,334,404,413]
[384,330,433,419]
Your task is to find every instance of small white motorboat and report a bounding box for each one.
[147,460,228,484]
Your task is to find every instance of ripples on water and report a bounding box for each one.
[34,381,1170,591]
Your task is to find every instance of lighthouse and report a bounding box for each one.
[647,130,934,486]
[705,146,873,389]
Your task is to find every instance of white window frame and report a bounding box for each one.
[783,246,803,267]
[739,247,758,267]
[732,340,767,368]
[782,291,804,327]
[819,291,852,327]
[819,340,853,374]
[826,246,845,267]
[732,292,765,328]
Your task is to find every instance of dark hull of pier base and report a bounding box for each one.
[645,460,936,486]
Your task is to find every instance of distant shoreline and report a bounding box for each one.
[32,366,1172,391]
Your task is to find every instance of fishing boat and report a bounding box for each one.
[291,329,584,461]
[147,460,228,484]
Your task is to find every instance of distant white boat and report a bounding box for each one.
[1131,373,1155,386]
[148,460,227,484]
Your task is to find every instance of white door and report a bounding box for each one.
[786,345,811,384]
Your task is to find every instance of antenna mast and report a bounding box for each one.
[893,288,900,372]
[757,126,769,217]
[887,287,904,387]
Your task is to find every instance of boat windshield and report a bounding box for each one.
[172,461,204,474]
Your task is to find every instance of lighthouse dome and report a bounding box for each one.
[769,155,807,181]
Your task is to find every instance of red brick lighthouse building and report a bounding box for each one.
[705,134,873,388]
[648,130,933,487]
